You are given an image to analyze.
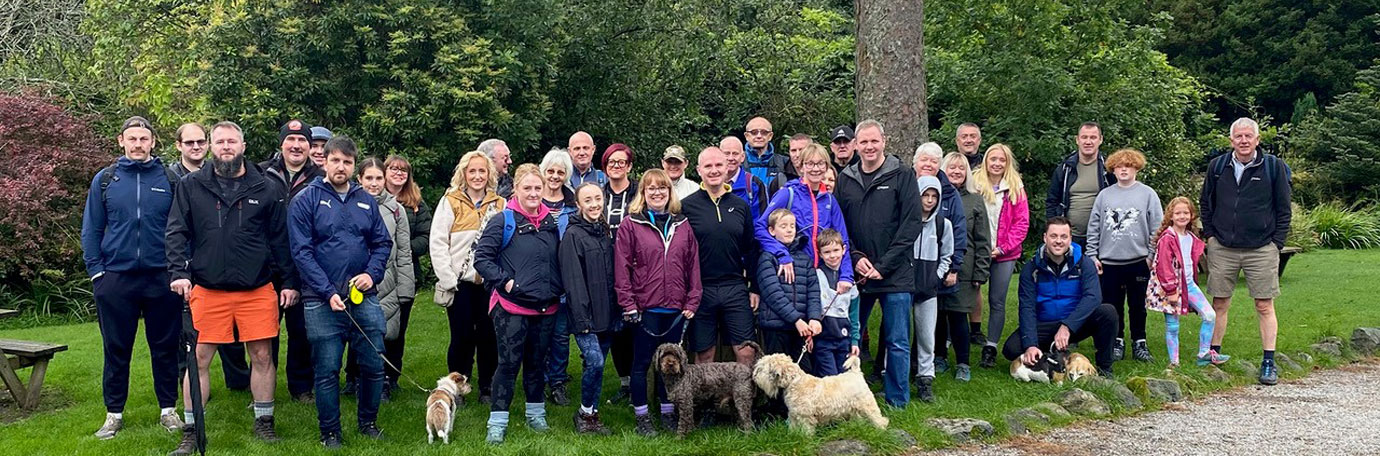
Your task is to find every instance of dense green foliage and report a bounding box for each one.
[1290,63,1380,203]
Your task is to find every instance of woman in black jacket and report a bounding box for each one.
[560,183,618,434]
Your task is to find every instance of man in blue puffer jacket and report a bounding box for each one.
[81,116,185,440]
[288,136,393,448]
[1001,217,1119,377]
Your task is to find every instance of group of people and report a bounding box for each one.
[81,112,1290,451]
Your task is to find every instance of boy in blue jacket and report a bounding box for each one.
[756,209,821,370]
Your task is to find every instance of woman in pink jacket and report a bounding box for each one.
[1148,197,1230,368]
[969,144,1029,368]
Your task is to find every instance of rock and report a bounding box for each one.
[1203,366,1232,382]
[1032,402,1072,419]
[1229,359,1260,377]
[1311,340,1344,358]
[817,440,871,456]
[1295,352,1314,364]
[1004,408,1051,435]
[1105,382,1144,409]
[926,418,995,443]
[1058,388,1111,416]
[1352,328,1380,356]
[1275,353,1303,371]
[890,429,917,448]
[1144,378,1184,402]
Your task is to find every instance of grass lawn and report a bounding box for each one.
[2,248,1378,455]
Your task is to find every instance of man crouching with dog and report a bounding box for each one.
[1001,217,1119,377]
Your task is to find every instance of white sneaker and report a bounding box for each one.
[160,412,185,432]
[94,415,123,440]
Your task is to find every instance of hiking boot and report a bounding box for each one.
[934,357,950,374]
[634,414,657,437]
[1097,366,1115,379]
[1259,361,1279,386]
[527,414,550,432]
[320,431,343,449]
[358,422,383,440]
[1111,338,1126,361]
[979,345,998,368]
[1197,350,1230,367]
[294,391,315,404]
[660,411,678,431]
[955,364,972,382]
[574,410,612,435]
[168,425,198,456]
[608,385,631,405]
[915,376,935,403]
[342,379,357,396]
[969,329,986,346]
[485,425,506,444]
[1132,340,1153,362]
[548,383,571,406]
[94,415,123,440]
[253,416,280,442]
[159,412,185,432]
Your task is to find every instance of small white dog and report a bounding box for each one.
[752,354,888,435]
[425,372,471,444]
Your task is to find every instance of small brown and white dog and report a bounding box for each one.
[752,354,888,435]
[1065,353,1097,381]
[1011,345,1097,384]
[425,372,471,444]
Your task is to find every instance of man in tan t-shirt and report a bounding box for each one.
[1046,122,1115,246]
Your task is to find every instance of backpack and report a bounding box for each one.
[500,209,569,249]
[99,163,180,200]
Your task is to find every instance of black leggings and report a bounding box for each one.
[448,282,498,395]
[1101,260,1149,341]
[934,309,971,365]
[490,305,554,411]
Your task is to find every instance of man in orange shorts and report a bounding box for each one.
[164,121,298,454]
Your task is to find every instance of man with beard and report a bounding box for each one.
[720,136,769,220]
[955,123,984,170]
[289,136,393,448]
[168,123,208,178]
[309,126,333,167]
[479,138,514,199]
[166,121,298,454]
[829,125,858,173]
[259,119,323,403]
[568,131,607,188]
[680,147,760,366]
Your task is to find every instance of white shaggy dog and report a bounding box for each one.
[425,372,471,444]
[752,354,888,435]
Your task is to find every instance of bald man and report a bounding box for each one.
[567,131,608,188]
[742,117,790,191]
[680,147,761,365]
[720,136,768,220]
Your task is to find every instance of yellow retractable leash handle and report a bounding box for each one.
[349,285,364,305]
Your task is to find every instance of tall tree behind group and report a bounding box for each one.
[854,0,927,162]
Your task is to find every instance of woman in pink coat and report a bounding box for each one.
[969,144,1029,368]
[1148,197,1230,368]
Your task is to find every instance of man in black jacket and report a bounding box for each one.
[1045,122,1115,246]
[834,119,924,408]
[166,121,298,454]
[1200,117,1291,386]
[681,147,760,366]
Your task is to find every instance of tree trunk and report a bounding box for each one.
[855,0,927,164]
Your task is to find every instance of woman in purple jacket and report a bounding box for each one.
[613,169,702,437]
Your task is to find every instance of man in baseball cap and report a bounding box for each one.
[662,145,698,201]
[829,125,858,173]
[309,126,333,167]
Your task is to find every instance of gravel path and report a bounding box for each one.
[927,362,1380,456]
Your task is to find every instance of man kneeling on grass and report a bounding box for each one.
[1002,217,1118,377]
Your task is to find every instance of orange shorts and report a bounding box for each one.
[189,284,279,344]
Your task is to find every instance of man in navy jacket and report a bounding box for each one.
[1001,217,1118,376]
[288,136,393,448]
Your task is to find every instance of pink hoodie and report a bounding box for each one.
[993,193,1029,263]
[488,199,557,316]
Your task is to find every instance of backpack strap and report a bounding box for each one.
[557,211,570,239]
[500,209,516,249]
[99,163,180,201]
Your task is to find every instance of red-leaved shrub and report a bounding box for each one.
[0,93,112,283]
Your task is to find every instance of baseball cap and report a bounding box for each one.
[663,145,687,163]
[310,126,333,142]
[830,125,855,141]
[120,116,154,135]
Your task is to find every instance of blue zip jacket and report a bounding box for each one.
[731,168,769,221]
[935,171,968,295]
[1016,243,1102,349]
[744,142,789,190]
[755,179,854,285]
[81,156,176,278]
[288,178,393,300]
[755,234,821,330]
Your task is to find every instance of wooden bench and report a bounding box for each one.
[1279,246,1302,278]
[1,339,69,410]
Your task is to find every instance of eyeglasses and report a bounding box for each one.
[387,167,408,174]
[181,140,208,147]
[645,186,670,194]
[802,161,828,170]
[607,159,629,168]
[747,129,772,137]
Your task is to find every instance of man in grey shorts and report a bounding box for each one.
[1199,117,1291,386]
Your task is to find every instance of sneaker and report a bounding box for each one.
[358,422,383,440]
[1132,340,1153,362]
[608,385,631,405]
[1196,350,1231,367]
[659,411,677,431]
[548,383,571,406]
[1111,338,1125,361]
[1259,361,1279,386]
[915,376,935,403]
[574,411,612,435]
[979,345,998,368]
[969,329,986,346]
[527,414,550,432]
[94,415,122,440]
[955,364,971,382]
[634,414,657,437]
[160,412,184,432]
[253,416,280,442]
[1097,366,1115,379]
[320,431,343,449]
[380,385,392,402]
[485,425,506,444]
[342,379,357,396]
[294,391,315,404]
[168,425,198,456]
[934,357,950,374]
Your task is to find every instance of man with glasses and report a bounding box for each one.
[169,123,208,179]
[720,136,768,220]
[743,117,790,191]
[829,125,858,174]
[568,131,608,188]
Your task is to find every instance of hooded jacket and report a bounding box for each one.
[1045,151,1115,219]
[1016,243,1102,349]
[603,178,638,236]
[374,191,416,340]
[560,215,618,334]
[755,178,854,284]
[430,188,505,305]
[473,200,563,312]
[260,153,324,202]
[914,176,954,301]
[403,198,432,283]
[990,183,1031,263]
[164,162,296,291]
[956,186,993,284]
[745,142,790,191]
[288,178,394,301]
[1199,151,1292,249]
[834,155,924,294]
[933,171,968,295]
[82,156,177,278]
[755,234,821,330]
[614,211,702,313]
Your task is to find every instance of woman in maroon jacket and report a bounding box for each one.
[614,169,702,437]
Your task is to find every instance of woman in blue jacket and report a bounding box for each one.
[755,144,853,291]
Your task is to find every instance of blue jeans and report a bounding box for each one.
[574,332,612,408]
[303,295,386,434]
[863,292,912,407]
[812,337,851,376]
[545,303,572,386]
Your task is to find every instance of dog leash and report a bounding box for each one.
[342,304,434,394]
